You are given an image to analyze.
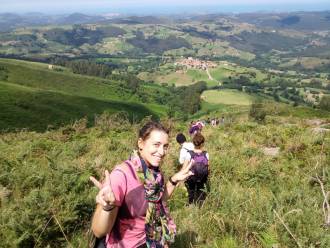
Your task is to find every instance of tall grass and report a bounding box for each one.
[0,107,330,247]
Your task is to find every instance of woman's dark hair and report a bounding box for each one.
[139,121,169,141]
[176,133,186,144]
[192,132,205,148]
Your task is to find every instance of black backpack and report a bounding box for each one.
[188,151,209,183]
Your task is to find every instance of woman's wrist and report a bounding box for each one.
[102,204,116,212]
[169,175,178,186]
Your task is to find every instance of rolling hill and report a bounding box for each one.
[0,59,167,132]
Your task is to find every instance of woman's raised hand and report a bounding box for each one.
[90,170,116,208]
[172,159,194,183]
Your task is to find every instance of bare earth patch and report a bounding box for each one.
[312,127,330,134]
[262,147,280,156]
[305,119,324,126]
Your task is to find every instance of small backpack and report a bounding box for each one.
[189,125,200,135]
[188,151,209,183]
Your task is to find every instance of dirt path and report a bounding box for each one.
[206,68,214,81]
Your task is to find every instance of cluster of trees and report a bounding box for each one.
[249,100,267,122]
[216,73,315,106]
[127,35,192,55]
[43,26,101,46]
[180,26,218,41]
[108,73,142,94]
[107,57,162,74]
[225,31,305,54]
[220,75,262,93]
[302,79,330,90]
[51,58,113,78]
[319,95,330,111]
[166,81,207,117]
[68,60,112,78]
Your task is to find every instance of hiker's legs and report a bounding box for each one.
[185,180,196,204]
[195,178,208,205]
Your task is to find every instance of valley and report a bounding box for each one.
[0,10,330,248]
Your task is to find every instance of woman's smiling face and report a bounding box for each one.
[138,130,169,167]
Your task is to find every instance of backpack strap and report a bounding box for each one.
[188,150,195,154]
[188,150,196,159]
[202,151,209,160]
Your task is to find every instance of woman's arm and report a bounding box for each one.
[163,160,194,201]
[90,170,120,237]
[91,204,119,238]
[182,158,190,171]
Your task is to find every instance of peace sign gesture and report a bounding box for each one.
[90,170,116,209]
[172,159,195,183]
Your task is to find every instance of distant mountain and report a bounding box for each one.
[235,11,330,31]
[58,13,105,25]
[105,15,170,25]
[0,13,24,31]
[1,11,329,32]
[0,12,105,31]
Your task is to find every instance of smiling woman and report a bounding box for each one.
[90,121,194,248]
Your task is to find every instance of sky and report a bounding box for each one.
[1,0,330,14]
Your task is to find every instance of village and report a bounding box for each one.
[174,57,217,70]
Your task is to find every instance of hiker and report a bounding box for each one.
[176,133,194,165]
[211,118,216,127]
[183,132,209,205]
[220,116,225,125]
[189,122,199,136]
[196,120,205,129]
[90,121,194,248]
[189,121,204,136]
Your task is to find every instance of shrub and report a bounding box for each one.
[319,95,330,111]
[249,101,267,123]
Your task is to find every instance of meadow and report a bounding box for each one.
[202,89,254,106]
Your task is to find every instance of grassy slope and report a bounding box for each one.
[0,59,131,101]
[0,81,154,132]
[0,106,329,247]
[0,59,166,131]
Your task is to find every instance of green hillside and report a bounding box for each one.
[0,59,167,131]
[0,81,154,132]
[0,105,329,247]
[1,12,330,248]
[0,58,138,101]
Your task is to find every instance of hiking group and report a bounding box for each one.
[90,121,209,248]
[189,116,225,135]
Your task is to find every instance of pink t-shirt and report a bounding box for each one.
[106,158,147,248]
